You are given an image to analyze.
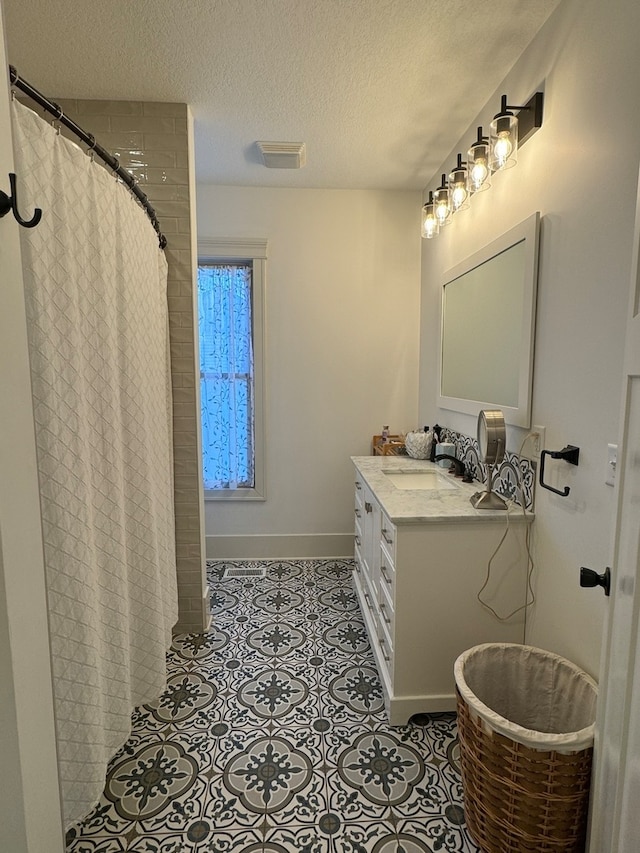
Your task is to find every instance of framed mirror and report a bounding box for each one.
[438,212,540,428]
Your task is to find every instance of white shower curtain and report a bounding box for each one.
[12,100,178,827]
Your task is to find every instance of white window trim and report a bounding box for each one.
[198,238,267,502]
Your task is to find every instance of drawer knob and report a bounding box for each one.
[380,564,392,585]
[381,528,393,545]
[365,501,373,514]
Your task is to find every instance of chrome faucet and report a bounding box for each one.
[435,453,474,483]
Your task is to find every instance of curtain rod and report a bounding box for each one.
[8,65,167,249]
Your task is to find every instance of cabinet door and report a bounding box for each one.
[361,483,381,592]
[354,479,364,562]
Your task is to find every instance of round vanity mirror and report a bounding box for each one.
[478,409,506,465]
[470,409,508,510]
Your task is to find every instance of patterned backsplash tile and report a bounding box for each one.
[441,428,536,511]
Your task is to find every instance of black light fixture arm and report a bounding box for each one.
[8,65,167,249]
[507,91,545,147]
[539,444,580,497]
[495,93,530,115]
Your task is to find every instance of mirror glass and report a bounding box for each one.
[438,212,540,427]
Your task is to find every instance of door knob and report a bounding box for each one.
[579,566,611,597]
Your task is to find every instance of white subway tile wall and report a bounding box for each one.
[54,99,207,634]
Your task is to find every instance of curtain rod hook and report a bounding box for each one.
[86,134,97,161]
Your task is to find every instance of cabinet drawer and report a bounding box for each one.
[354,547,364,578]
[378,580,395,642]
[354,528,362,554]
[377,621,394,678]
[362,577,377,621]
[379,548,395,600]
[354,508,363,544]
[380,513,396,563]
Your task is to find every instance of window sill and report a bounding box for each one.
[204,488,266,502]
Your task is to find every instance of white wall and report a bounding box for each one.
[419,0,640,678]
[197,185,421,556]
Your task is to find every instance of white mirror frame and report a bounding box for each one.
[437,212,540,428]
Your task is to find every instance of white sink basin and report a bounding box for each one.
[383,469,459,491]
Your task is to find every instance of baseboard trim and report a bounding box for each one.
[206,533,354,560]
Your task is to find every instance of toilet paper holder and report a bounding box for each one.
[539,445,580,497]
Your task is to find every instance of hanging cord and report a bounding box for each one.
[8,65,167,250]
[476,432,537,621]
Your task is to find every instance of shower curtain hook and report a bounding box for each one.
[86,134,97,162]
[51,101,63,135]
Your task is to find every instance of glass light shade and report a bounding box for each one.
[467,139,491,193]
[449,166,470,212]
[421,201,439,239]
[490,112,518,170]
[433,175,451,225]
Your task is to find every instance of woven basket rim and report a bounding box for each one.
[454,643,597,752]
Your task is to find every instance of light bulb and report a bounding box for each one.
[490,102,518,170]
[435,199,449,225]
[451,184,468,211]
[421,195,439,239]
[448,156,470,213]
[493,133,513,168]
[470,159,489,191]
[433,175,451,225]
[468,129,491,193]
[422,214,438,239]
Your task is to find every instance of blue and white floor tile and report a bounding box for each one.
[66,559,480,852]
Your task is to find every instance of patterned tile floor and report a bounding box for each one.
[65,559,481,852]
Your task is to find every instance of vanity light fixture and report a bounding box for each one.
[467,127,491,193]
[421,191,439,239]
[449,154,470,213]
[433,174,452,226]
[421,91,543,239]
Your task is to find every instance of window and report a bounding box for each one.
[197,239,266,500]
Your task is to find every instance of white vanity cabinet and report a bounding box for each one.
[352,457,531,725]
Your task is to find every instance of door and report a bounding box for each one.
[0,11,64,851]
[588,167,640,851]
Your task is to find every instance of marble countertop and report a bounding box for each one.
[351,456,534,525]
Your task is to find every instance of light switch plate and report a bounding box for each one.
[606,443,618,486]
[531,425,546,459]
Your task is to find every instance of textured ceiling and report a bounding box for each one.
[2,0,559,190]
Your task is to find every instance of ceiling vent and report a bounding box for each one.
[257,141,306,169]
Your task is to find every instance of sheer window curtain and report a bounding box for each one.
[198,264,254,490]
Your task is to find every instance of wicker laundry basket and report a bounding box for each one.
[454,643,598,853]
